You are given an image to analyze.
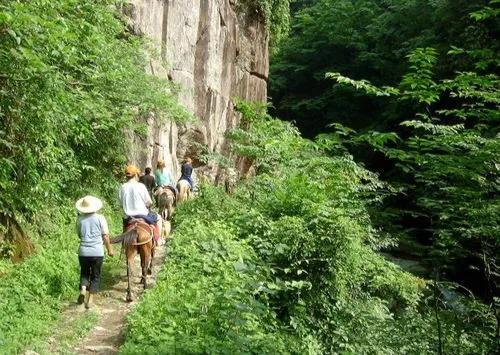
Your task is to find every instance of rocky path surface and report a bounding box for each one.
[45,235,169,355]
[77,243,167,354]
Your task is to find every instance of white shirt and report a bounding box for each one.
[119,179,152,217]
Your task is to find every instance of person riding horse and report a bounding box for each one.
[139,167,155,199]
[179,157,194,190]
[154,159,177,199]
[114,165,161,301]
[119,165,160,242]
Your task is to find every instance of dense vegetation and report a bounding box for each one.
[1,0,497,353]
[270,0,499,329]
[270,0,498,135]
[0,0,184,352]
[242,0,291,44]
[122,103,496,353]
[0,0,186,251]
[0,207,123,353]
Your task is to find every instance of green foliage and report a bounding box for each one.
[273,2,498,335]
[240,0,291,45]
[123,104,495,353]
[0,0,187,223]
[0,1,187,351]
[328,43,499,270]
[122,218,299,354]
[29,306,99,354]
[228,100,307,173]
[270,0,498,135]
[0,205,122,354]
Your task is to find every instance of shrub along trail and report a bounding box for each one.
[74,241,167,354]
[39,227,169,355]
[120,104,497,354]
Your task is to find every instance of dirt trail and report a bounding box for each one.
[47,239,169,355]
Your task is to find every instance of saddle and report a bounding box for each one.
[155,185,176,198]
[165,185,177,197]
[124,218,158,243]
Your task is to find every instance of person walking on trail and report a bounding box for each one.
[139,167,155,198]
[179,156,194,190]
[119,165,161,241]
[75,195,114,309]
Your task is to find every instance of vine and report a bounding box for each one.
[240,0,291,44]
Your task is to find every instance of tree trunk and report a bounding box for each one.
[0,212,35,262]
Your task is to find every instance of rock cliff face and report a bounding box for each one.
[125,0,268,178]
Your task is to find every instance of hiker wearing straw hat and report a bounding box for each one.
[75,195,114,309]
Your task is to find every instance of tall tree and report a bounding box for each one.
[270,0,496,136]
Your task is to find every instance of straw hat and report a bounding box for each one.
[75,195,103,214]
[125,165,140,177]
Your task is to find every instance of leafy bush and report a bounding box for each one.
[0,1,186,352]
[123,104,495,353]
[0,205,122,353]
[329,44,499,323]
[122,217,299,354]
[240,0,291,45]
[0,0,186,222]
[270,0,497,136]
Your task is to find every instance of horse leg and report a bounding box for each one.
[163,220,171,239]
[167,200,173,220]
[126,256,133,302]
[176,185,182,204]
[178,186,184,203]
[148,243,155,275]
[161,200,167,221]
[139,246,150,289]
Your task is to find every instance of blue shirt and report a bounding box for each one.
[77,213,109,257]
[155,169,174,187]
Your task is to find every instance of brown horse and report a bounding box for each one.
[155,187,175,221]
[176,179,191,203]
[111,220,156,302]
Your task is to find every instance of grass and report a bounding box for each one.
[0,204,124,354]
[29,309,99,354]
[120,195,300,354]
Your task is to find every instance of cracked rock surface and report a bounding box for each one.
[126,0,268,179]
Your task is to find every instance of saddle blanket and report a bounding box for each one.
[123,218,160,243]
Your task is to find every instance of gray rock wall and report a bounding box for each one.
[125,0,268,178]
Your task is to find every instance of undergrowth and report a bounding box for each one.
[121,104,496,353]
[0,203,122,354]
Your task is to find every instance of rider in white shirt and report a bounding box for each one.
[119,165,158,225]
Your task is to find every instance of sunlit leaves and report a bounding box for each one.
[0,0,187,220]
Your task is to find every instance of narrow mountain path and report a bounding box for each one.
[45,234,170,354]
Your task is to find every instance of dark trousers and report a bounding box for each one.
[79,256,103,293]
[123,210,158,228]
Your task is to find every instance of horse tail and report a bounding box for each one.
[176,182,182,203]
[110,229,138,247]
[157,191,167,210]
[177,180,189,203]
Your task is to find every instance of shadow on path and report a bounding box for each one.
[47,232,170,355]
